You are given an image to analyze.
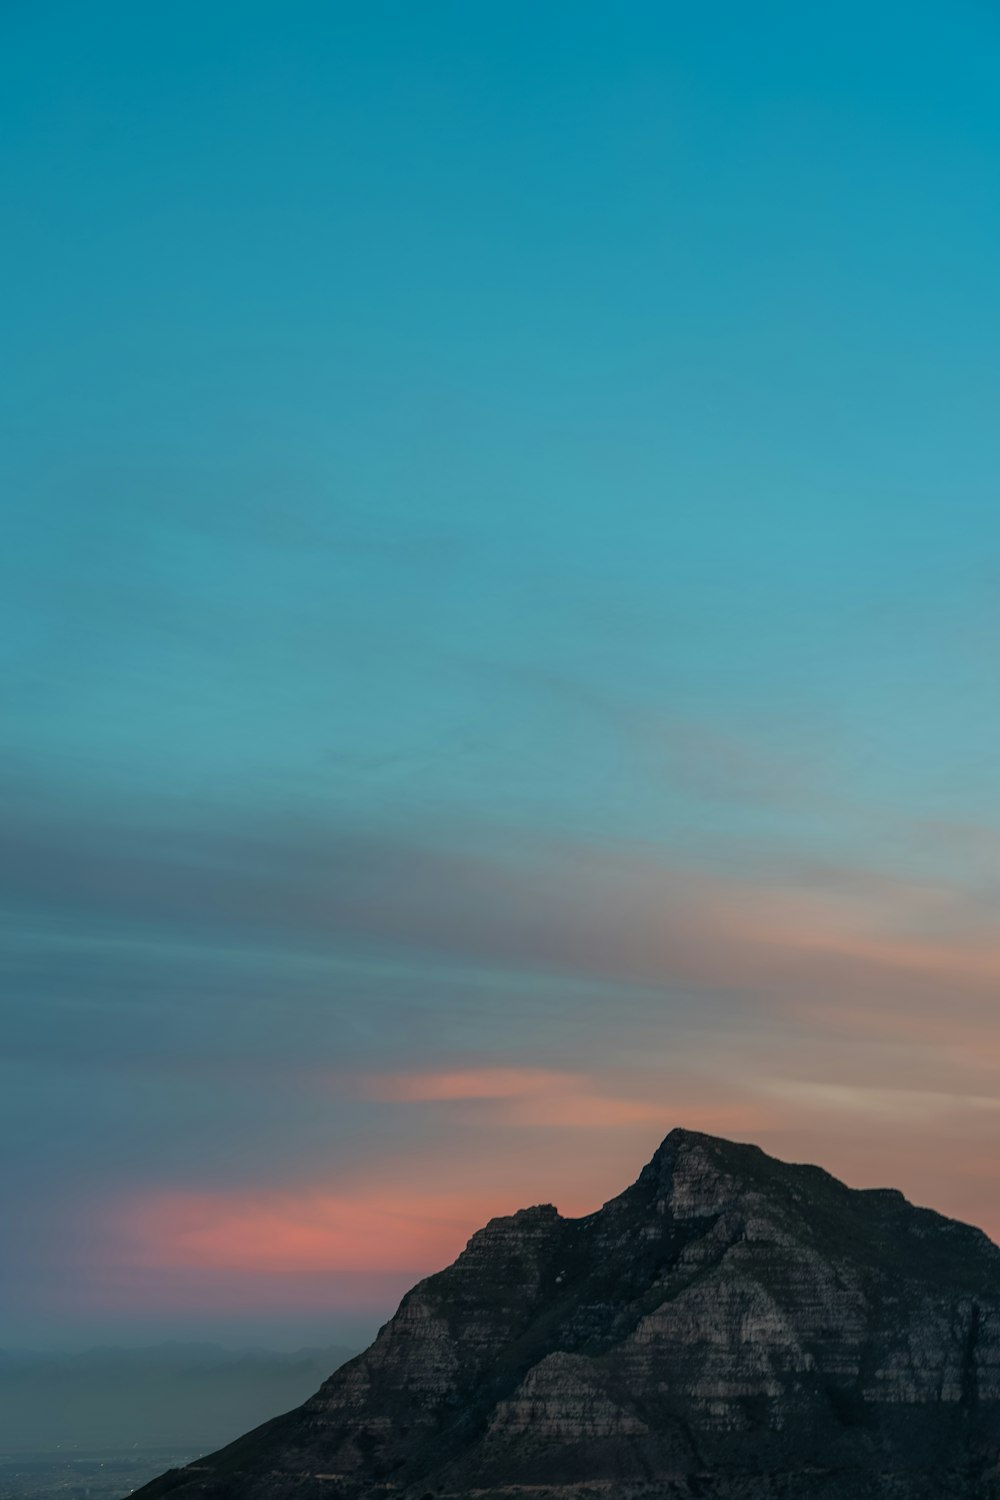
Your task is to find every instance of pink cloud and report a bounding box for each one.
[120,1186,522,1276]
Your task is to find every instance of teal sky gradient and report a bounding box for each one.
[3,0,1000,1346]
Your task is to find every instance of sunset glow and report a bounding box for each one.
[5,0,1000,1351]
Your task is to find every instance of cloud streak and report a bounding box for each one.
[6,775,1000,1010]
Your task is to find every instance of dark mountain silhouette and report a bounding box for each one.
[133,1129,1000,1498]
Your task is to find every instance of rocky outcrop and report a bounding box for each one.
[133,1129,1000,1499]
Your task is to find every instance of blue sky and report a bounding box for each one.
[4,0,1000,1348]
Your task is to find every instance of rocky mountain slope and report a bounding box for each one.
[133,1128,1000,1499]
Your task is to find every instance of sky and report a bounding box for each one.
[3,0,1000,1350]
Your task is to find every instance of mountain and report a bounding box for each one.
[133,1129,1000,1499]
[0,1342,356,1452]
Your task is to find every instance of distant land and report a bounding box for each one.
[136,1129,1000,1500]
[0,1343,357,1451]
[0,1343,355,1499]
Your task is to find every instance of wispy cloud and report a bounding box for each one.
[363,1067,577,1101]
[757,1079,1000,1123]
[361,1067,675,1126]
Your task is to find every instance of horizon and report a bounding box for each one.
[5,0,1000,1354]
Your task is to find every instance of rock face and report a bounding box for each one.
[134,1129,1000,1499]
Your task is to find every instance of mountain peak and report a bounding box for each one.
[136,1132,1000,1500]
[660,1123,727,1145]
